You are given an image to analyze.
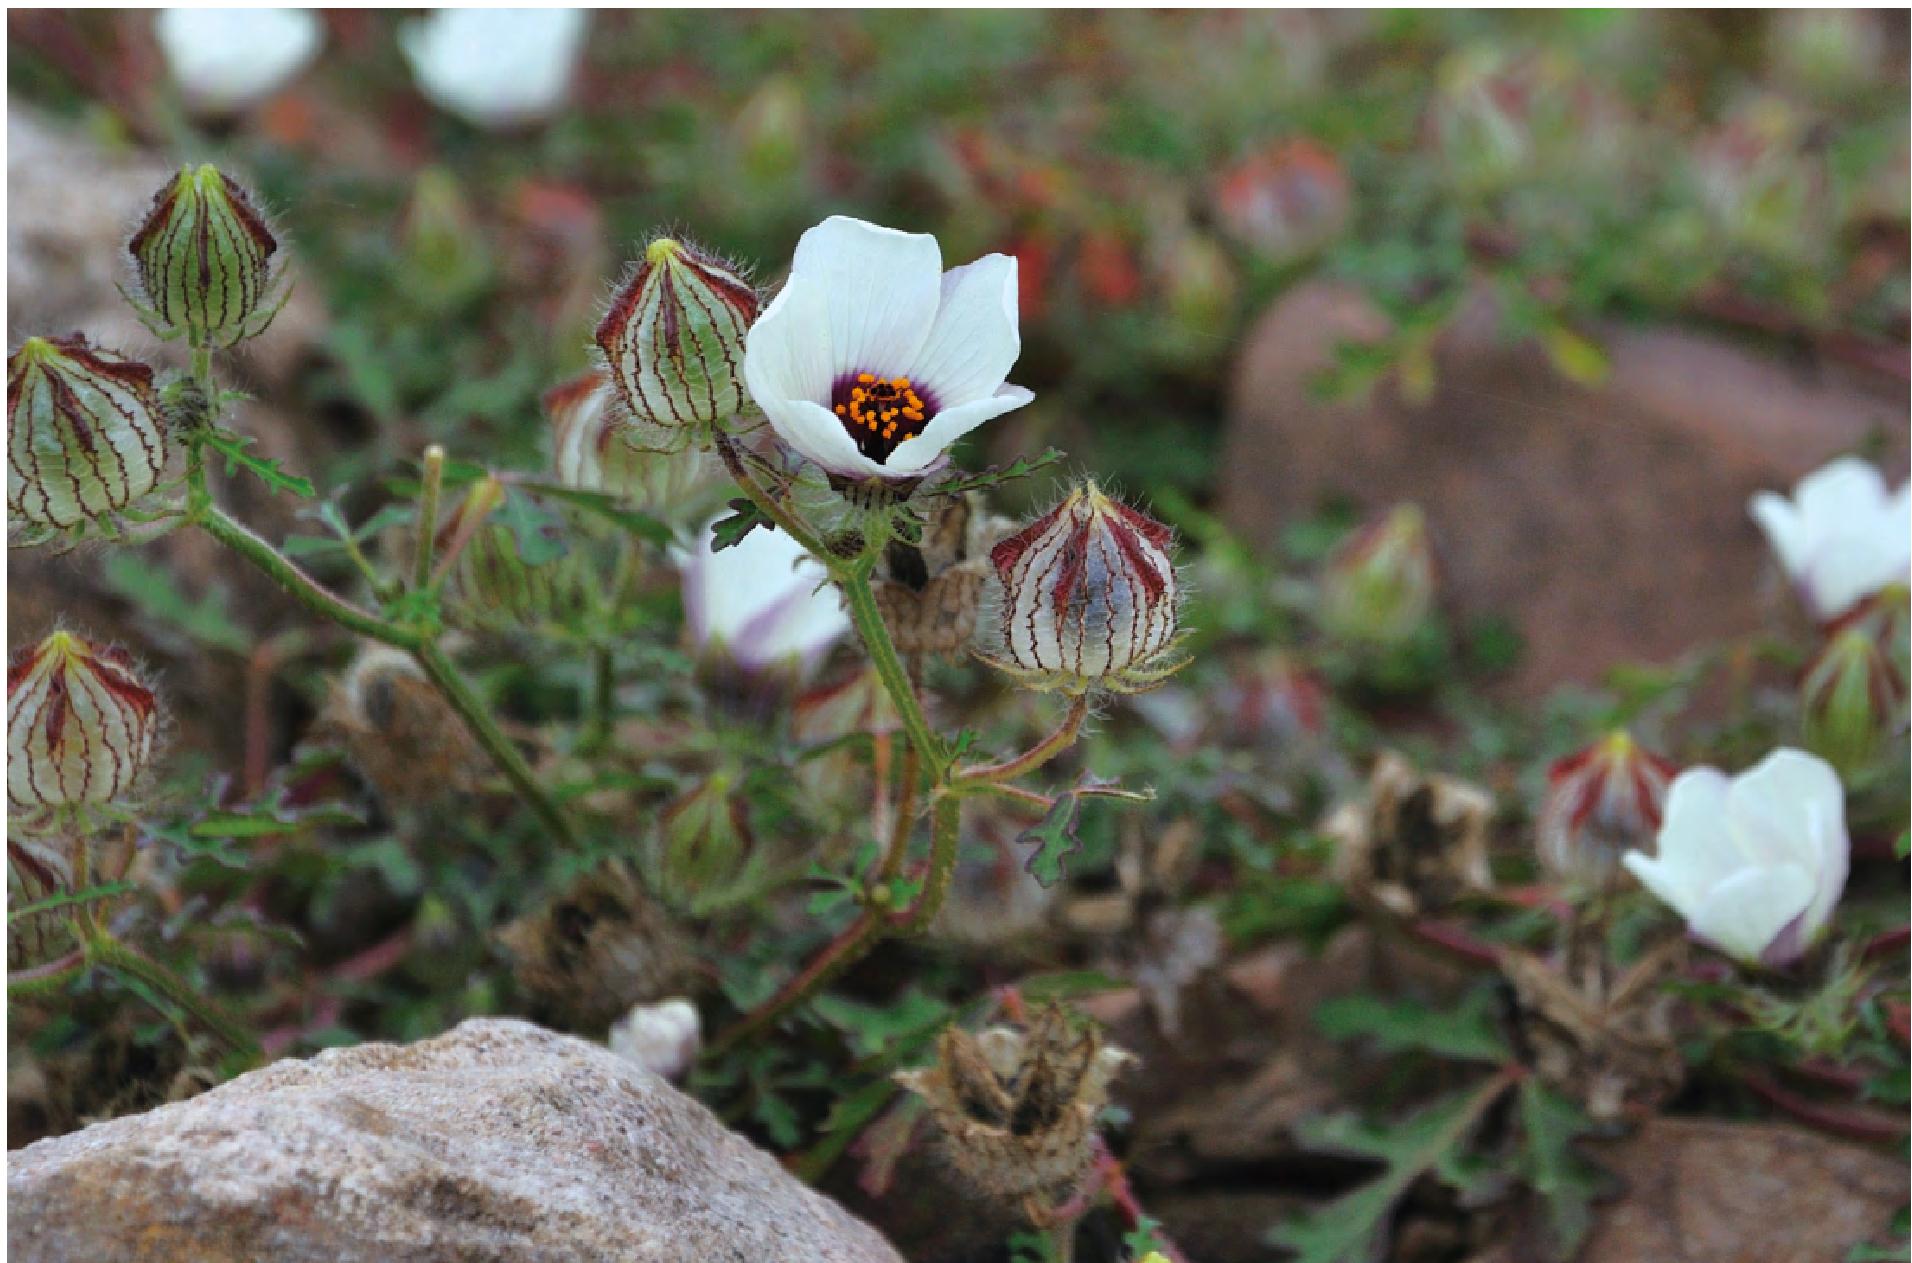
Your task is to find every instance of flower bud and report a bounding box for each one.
[649,772,756,913]
[546,368,721,517]
[8,335,167,530]
[609,997,702,1081]
[8,632,158,816]
[1537,730,1676,890]
[594,236,759,435]
[1319,503,1436,650]
[986,483,1183,695]
[1801,626,1906,777]
[126,164,284,347]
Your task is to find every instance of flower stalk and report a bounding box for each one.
[84,931,260,1063]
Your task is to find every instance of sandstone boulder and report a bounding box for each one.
[8,1017,903,1263]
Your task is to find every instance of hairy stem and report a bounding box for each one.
[196,502,418,647]
[86,933,260,1062]
[413,640,578,851]
[713,431,831,557]
[954,694,1089,788]
[895,792,962,936]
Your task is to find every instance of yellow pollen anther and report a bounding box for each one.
[857,373,875,383]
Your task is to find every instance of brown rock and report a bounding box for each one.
[1581,1118,1904,1263]
[1220,281,1909,696]
[8,1017,903,1263]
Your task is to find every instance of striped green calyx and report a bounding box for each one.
[7,335,167,530]
[125,164,287,348]
[594,237,759,439]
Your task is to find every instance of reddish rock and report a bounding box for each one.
[1581,1118,1904,1263]
[1220,282,1909,696]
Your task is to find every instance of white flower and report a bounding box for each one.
[744,216,1034,487]
[1749,456,1911,623]
[154,8,323,115]
[399,8,588,129]
[678,515,849,679]
[1622,749,1849,967]
[608,997,701,1081]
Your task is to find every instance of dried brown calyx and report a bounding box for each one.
[313,646,487,813]
[495,859,694,1032]
[872,491,1011,658]
[1502,936,1688,1124]
[1324,749,1494,918]
[895,1004,1135,1217]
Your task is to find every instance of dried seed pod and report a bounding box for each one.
[8,335,167,531]
[895,1004,1135,1209]
[984,482,1184,695]
[594,236,759,435]
[495,859,694,1032]
[8,632,159,816]
[872,492,1010,658]
[312,646,487,811]
[1324,750,1494,918]
[1537,730,1676,890]
[126,164,285,347]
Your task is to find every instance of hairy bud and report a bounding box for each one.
[594,236,759,434]
[1537,730,1676,890]
[895,1004,1134,1208]
[1320,503,1436,650]
[1801,625,1906,777]
[8,335,167,530]
[126,164,285,347]
[8,632,159,816]
[985,483,1183,695]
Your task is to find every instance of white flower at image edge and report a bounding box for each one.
[678,517,850,679]
[399,8,588,128]
[155,8,323,114]
[744,216,1034,485]
[1621,749,1849,967]
[1749,456,1911,622]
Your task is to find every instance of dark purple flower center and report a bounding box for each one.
[831,372,938,464]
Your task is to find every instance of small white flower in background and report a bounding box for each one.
[154,8,323,116]
[608,998,701,1081]
[1622,749,1849,968]
[1749,456,1911,623]
[678,517,850,680]
[399,8,588,129]
[743,216,1034,493]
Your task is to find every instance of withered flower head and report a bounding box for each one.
[873,492,1012,658]
[313,645,487,811]
[1502,938,1687,1124]
[895,1004,1134,1209]
[1324,750,1494,918]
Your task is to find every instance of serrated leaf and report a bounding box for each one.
[1020,790,1085,888]
[1269,1073,1515,1263]
[201,428,315,498]
[1515,1079,1617,1262]
[1314,984,1512,1064]
[492,489,569,566]
[934,447,1067,497]
[9,881,137,924]
[512,478,673,545]
[710,498,772,551]
[99,552,249,654]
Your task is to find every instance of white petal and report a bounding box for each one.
[1636,766,1742,911]
[400,8,587,127]
[1794,456,1890,528]
[1622,851,1703,924]
[791,217,942,377]
[763,398,890,481]
[156,8,322,112]
[1687,863,1816,964]
[907,254,1021,408]
[1748,491,1808,578]
[1727,748,1848,942]
[885,385,1035,476]
[745,276,836,414]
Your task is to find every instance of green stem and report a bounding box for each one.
[580,642,615,754]
[86,934,260,1062]
[954,694,1088,789]
[713,431,831,557]
[8,948,88,998]
[196,502,420,648]
[413,640,578,851]
[839,561,946,776]
[896,792,962,936]
[413,444,445,592]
